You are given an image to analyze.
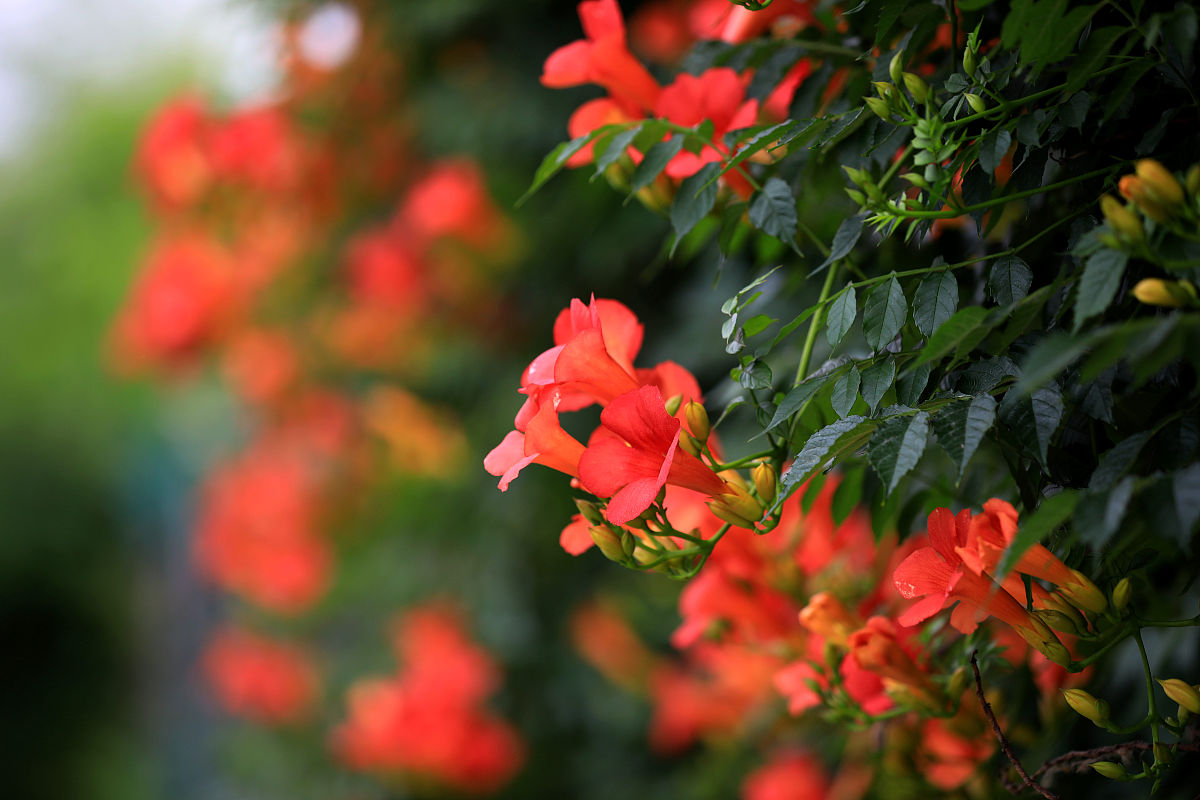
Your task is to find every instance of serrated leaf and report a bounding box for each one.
[737,359,774,390]
[1088,431,1151,491]
[593,125,642,178]
[895,361,931,406]
[826,284,857,347]
[762,368,843,434]
[781,415,873,494]
[831,366,861,418]
[1000,386,1064,465]
[979,128,1013,175]
[862,274,907,353]
[913,269,958,337]
[988,255,1033,306]
[860,358,895,415]
[670,163,721,252]
[1074,248,1128,331]
[932,394,997,479]
[749,177,798,242]
[997,490,1078,577]
[868,411,930,495]
[913,306,991,367]
[631,134,685,192]
[817,216,864,273]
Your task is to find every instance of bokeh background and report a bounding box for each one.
[0,2,774,798]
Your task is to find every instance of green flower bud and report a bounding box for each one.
[1112,577,1132,612]
[902,72,928,104]
[1063,689,1110,726]
[575,499,604,526]
[1158,678,1200,714]
[684,400,710,442]
[663,393,683,416]
[590,526,626,562]
[964,93,987,114]
[889,52,904,84]
[865,96,891,121]
[1090,761,1128,780]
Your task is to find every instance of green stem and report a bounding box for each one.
[1139,614,1200,628]
[795,263,841,385]
[944,62,1129,129]
[888,165,1120,219]
[1071,621,1134,671]
[714,451,776,471]
[1133,628,1161,754]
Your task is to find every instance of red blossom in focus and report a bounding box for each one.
[202,626,318,724]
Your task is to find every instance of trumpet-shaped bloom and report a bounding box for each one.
[578,384,729,523]
[484,392,586,490]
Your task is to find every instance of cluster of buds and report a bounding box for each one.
[1116,159,1197,225]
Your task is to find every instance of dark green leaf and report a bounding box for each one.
[997,490,1079,577]
[737,359,774,390]
[1089,432,1151,491]
[913,269,958,337]
[1173,464,1200,541]
[826,284,857,347]
[860,358,896,415]
[988,255,1033,306]
[1000,386,1064,465]
[932,394,997,479]
[670,163,721,252]
[742,314,775,338]
[831,367,861,418]
[749,177,798,242]
[631,134,685,192]
[1074,478,1134,547]
[781,415,873,495]
[895,361,931,406]
[1074,248,1128,331]
[593,125,642,178]
[862,274,907,352]
[868,411,930,495]
[979,128,1013,175]
[817,216,864,273]
[1066,26,1127,92]
[762,368,842,433]
[1014,331,1095,396]
[913,306,991,367]
[518,127,618,205]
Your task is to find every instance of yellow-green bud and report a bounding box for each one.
[1099,194,1144,242]
[752,463,777,506]
[663,393,683,416]
[1153,742,1174,765]
[1158,678,1200,714]
[1112,577,1132,612]
[901,172,931,191]
[1034,608,1082,636]
[684,401,710,442]
[620,530,637,558]
[1063,689,1110,726]
[902,72,928,104]
[707,500,757,529]
[845,189,866,206]
[722,484,765,522]
[1186,163,1200,197]
[1132,278,1197,308]
[590,526,626,562]
[865,96,891,121]
[889,52,904,84]
[843,166,870,186]
[964,93,986,114]
[678,433,703,457]
[1060,569,1108,615]
[1135,159,1185,207]
[633,544,664,569]
[963,47,977,77]
[1091,761,1128,780]
[872,81,896,102]
[575,499,604,526]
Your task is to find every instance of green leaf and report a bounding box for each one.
[831,465,866,526]
[670,163,721,253]
[988,255,1033,306]
[1173,464,1200,541]
[737,359,774,390]
[631,134,685,192]
[816,216,864,273]
[826,284,857,347]
[862,274,907,353]
[860,358,895,415]
[781,415,873,495]
[868,411,930,495]
[748,177,798,243]
[831,366,861,418]
[931,394,997,480]
[895,361,930,406]
[720,120,804,179]
[1074,249,1128,331]
[518,127,619,205]
[1014,331,1096,396]
[997,490,1079,578]
[1088,431,1151,491]
[592,125,642,178]
[1066,26,1128,92]
[1074,478,1134,547]
[762,366,843,434]
[1000,386,1064,465]
[742,313,775,337]
[979,128,1013,175]
[913,269,958,337]
[913,306,991,367]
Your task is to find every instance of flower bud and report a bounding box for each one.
[1186,163,1200,197]
[1119,175,1172,222]
[707,500,757,529]
[1135,159,1184,207]
[843,166,870,186]
[889,52,903,84]
[902,72,928,104]
[620,530,637,558]
[752,462,777,505]
[964,93,987,114]
[1063,689,1110,726]
[872,81,896,103]
[901,172,931,191]
[633,544,664,570]
[590,525,626,562]
[963,47,977,77]
[865,96,891,121]
[1090,761,1128,780]
[1153,742,1174,765]
[845,189,866,206]
[1060,569,1107,615]
[678,433,702,457]
[575,499,604,526]
[1158,678,1200,714]
[1035,608,1082,636]
[722,484,765,522]
[1099,194,1143,241]
[663,393,683,416]
[1111,577,1132,611]
[684,401,710,442]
